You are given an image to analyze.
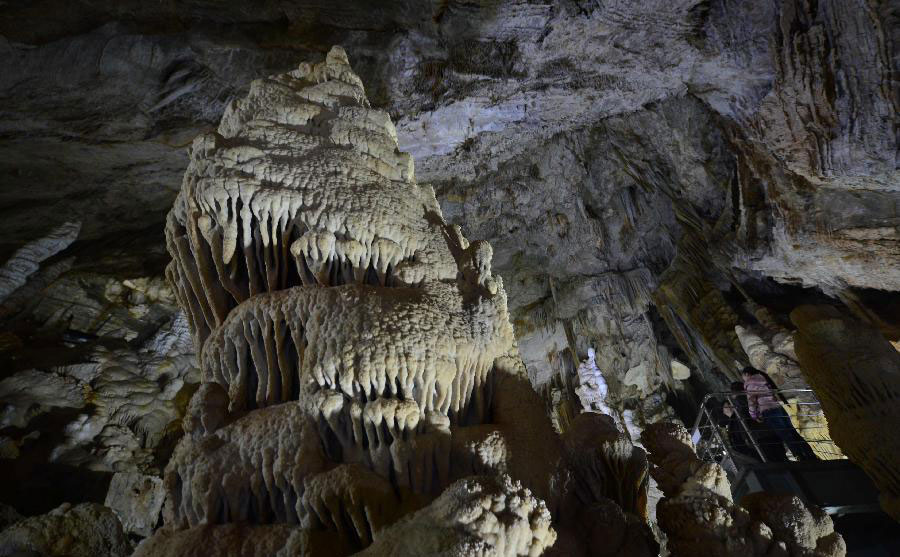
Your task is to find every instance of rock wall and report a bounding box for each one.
[792,305,900,521]
[0,1,897,551]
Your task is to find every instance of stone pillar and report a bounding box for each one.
[791,304,900,521]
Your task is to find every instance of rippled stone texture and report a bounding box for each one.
[138,46,571,556]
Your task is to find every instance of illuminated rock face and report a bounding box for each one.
[792,305,900,522]
[575,348,616,417]
[138,46,570,556]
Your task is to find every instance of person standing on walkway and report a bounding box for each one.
[742,367,818,461]
[724,381,787,463]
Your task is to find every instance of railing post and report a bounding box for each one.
[700,401,731,464]
[726,394,768,463]
[693,389,838,465]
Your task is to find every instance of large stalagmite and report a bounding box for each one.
[135,47,650,556]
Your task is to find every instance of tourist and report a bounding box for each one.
[742,367,818,461]
[722,382,788,463]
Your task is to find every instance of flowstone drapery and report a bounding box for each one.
[134,47,655,556]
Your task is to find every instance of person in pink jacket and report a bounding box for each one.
[742,367,818,461]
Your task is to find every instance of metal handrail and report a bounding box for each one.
[691,388,843,470]
[691,388,818,434]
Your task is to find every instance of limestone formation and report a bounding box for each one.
[104,472,166,537]
[670,360,691,381]
[0,503,131,557]
[1,3,897,554]
[132,46,663,555]
[735,325,805,391]
[742,0,899,293]
[130,523,335,557]
[0,269,198,481]
[562,413,648,519]
[641,422,845,557]
[653,230,748,381]
[0,221,80,303]
[574,348,616,417]
[735,320,843,461]
[357,475,556,557]
[791,305,900,521]
[0,368,84,430]
[741,493,847,557]
[552,413,657,557]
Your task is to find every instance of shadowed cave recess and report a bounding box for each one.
[0,1,899,556]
